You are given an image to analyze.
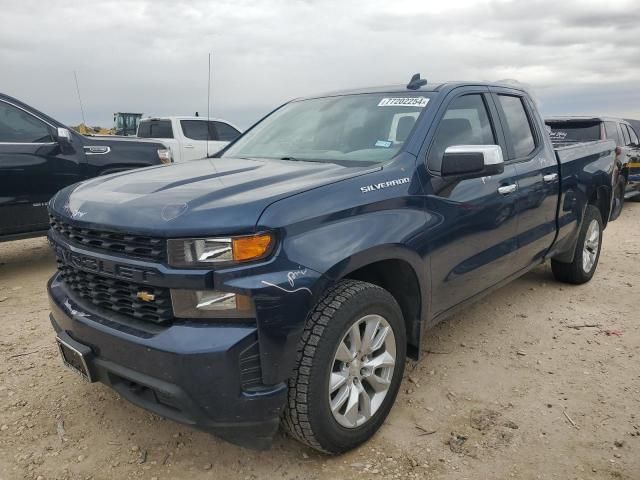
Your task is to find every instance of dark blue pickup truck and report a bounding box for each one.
[46,76,616,453]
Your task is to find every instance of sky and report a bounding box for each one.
[1,0,639,129]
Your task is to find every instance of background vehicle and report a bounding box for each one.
[137,116,241,162]
[0,93,171,242]
[113,112,143,136]
[47,78,615,454]
[546,116,640,219]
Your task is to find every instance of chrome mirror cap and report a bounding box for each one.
[57,127,72,142]
[444,145,504,165]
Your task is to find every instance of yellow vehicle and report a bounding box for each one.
[113,112,143,136]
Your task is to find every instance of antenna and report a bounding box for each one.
[406,73,427,90]
[206,52,211,157]
[73,71,87,126]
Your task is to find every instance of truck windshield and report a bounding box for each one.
[546,121,601,143]
[223,93,432,164]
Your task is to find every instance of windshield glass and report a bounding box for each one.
[546,121,601,143]
[223,93,432,164]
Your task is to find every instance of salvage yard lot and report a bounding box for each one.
[1,205,639,480]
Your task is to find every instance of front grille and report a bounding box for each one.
[50,215,166,262]
[57,262,173,324]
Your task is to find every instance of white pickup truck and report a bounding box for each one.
[137,116,242,162]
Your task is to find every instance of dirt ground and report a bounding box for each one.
[1,204,639,480]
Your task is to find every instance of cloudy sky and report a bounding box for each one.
[1,0,639,129]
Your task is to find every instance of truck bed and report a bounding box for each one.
[554,139,616,164]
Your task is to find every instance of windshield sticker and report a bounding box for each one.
[375,140,392,148]
[378,97,429,108]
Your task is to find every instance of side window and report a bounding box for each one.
[628,126,639,145]
[0,101,53,143]
[620,123,631,146]
[497,95,536,158]
[427,94,496,171]
[138,120,173,139]
[181,120,210,141]
[214,122,241,142]
[604,121,622,145]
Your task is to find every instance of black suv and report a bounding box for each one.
[546,116,640,219]
[0,93,171,241]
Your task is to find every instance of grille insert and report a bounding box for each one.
[50,215,165,262]
[57,262,173,324]
[239,339,262,391]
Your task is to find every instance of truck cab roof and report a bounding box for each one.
[299,81,528,100]
[546,115,632,125]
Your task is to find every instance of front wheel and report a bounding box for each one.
[551,205,603,284]
[282,280,406,454]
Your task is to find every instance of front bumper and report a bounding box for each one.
[49,275,285,449]
[46,230,326,449]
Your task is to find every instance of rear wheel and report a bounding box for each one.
[282,280,406,454]
[551,205,603,284]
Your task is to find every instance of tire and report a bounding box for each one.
[609,176,626,221]
[551,205,603,284]
[282,280,406,454]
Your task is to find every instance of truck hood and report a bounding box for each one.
[50,157,378,236]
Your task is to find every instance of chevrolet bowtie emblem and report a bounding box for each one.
[136,291,155,302]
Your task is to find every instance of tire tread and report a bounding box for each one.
[281,280,384,452]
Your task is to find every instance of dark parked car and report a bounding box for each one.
[47,77,615,453]
[546,116,640,219]
[0,93,172,242]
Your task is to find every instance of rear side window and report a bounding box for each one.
[498,95,536,158]
[427,94,496,171]
[0,101,53,143]
[604,121,621,145]
[137,120,173,139]
[214,122,241,141]
[620,124,631,145]
[628,126,639,145]
[181,120,210,141]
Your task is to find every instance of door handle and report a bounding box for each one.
[497,184,517,195]
[184,144,194,149]
[543,173,558,182]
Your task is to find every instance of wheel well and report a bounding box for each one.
[590,185,611,228]
[344,259,422,358]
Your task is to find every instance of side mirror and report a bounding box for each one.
[56,127,72,144]
[441,145,504,177]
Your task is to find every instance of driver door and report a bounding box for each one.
[420,89,521,316]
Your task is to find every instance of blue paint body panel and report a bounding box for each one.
[45,81,616,449]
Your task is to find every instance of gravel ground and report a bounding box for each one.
[1,203,639,480]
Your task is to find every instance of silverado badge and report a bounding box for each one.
[136,291,156,302]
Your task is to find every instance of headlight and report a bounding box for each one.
[157,148,172,164]
[171,289,254,319]
[167,233,274,267]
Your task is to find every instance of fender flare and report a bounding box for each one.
[314,244,430,358]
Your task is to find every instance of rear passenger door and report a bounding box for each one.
[179,120,210,161]
[490,88,558,270]
[423,88,521,315]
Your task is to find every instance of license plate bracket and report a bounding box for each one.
[56,334,95,383]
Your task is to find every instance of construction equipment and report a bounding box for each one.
[113,112,143,136]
